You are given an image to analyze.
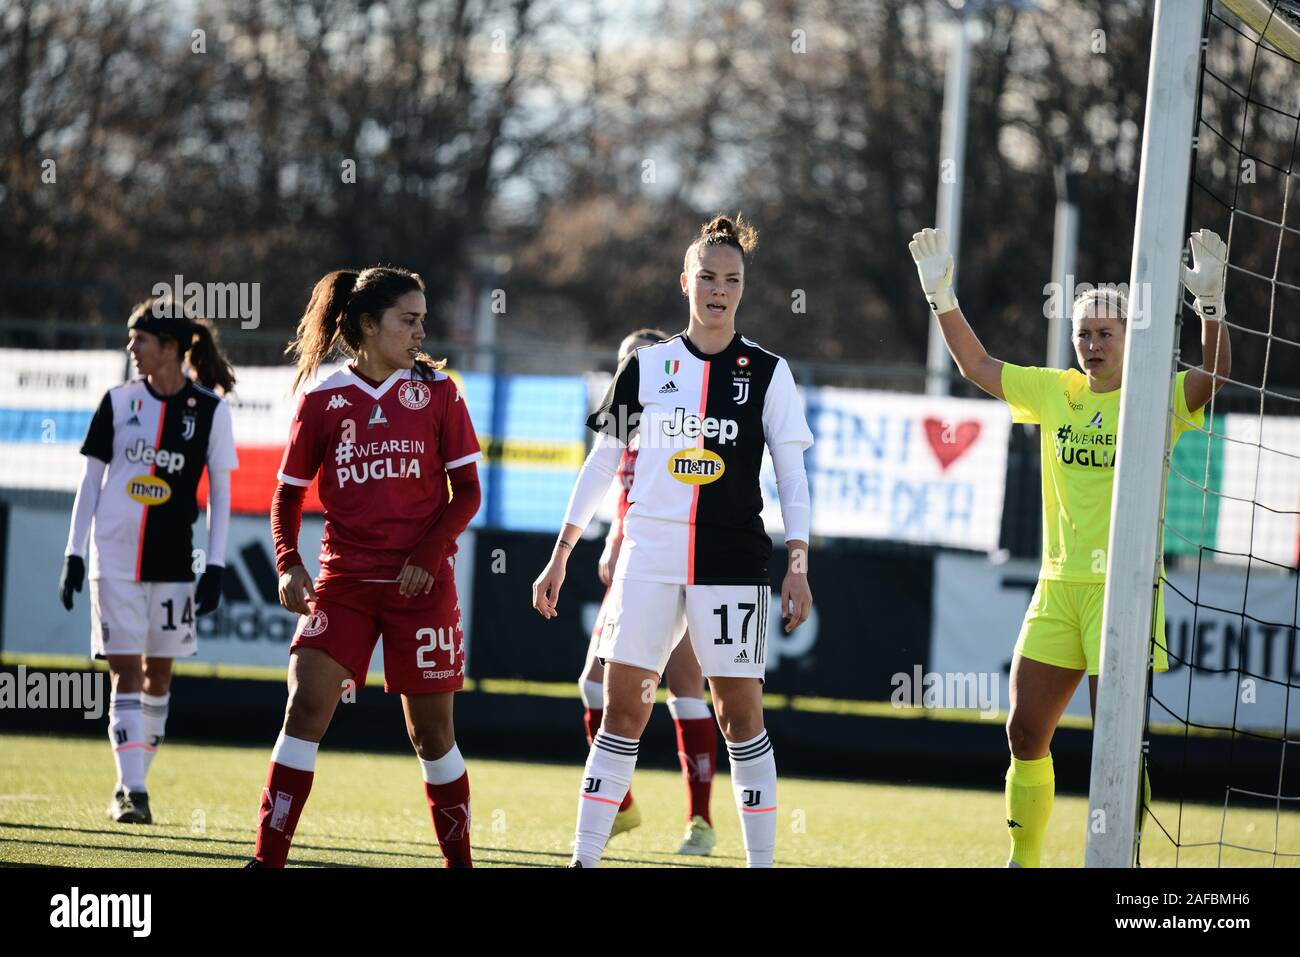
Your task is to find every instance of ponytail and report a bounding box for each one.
[127,296,236,395]
[287,266,445,392]
[188,320,237,394]
[287,270,359,394]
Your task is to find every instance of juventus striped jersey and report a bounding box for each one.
[584,332,813,585]
[79,379,238,581]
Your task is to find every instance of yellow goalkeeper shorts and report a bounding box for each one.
[1014,579,1168,676]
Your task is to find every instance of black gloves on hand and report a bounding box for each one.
[59,555,85,611]
[195,564,224,616]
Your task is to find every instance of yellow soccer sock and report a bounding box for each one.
[1005,754,1054,868]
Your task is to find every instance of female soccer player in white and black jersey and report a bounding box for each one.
[533,215,815,868]
[579,327,719,856]
[60,299,239,825]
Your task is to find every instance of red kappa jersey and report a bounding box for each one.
[277,366,482,581]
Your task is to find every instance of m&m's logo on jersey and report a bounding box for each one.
[398,381,431,411]
[126,475,172,505]
[668,447,726,484]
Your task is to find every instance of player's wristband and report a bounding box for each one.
[555,540,573,552]
[1193,296,1225,320]
[928,289,959,315]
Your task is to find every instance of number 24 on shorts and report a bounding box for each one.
[415,626,457,667]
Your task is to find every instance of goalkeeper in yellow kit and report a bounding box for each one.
[909,227,1232,867]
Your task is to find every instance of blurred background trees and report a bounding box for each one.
[2,0,1293,387]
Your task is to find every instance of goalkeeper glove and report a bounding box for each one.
[195,564,224,616]
[1182,228,1228,319]
[59,555,85,611]
[909,227,959,315]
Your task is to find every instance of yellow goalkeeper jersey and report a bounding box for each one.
[1002,364,1202,583]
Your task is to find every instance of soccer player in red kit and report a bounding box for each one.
[247,266,482,868]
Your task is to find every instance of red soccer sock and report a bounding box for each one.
[253,762,314,867]
[674,717,717,825]
[425,772,473,867]
[586,707,633,811]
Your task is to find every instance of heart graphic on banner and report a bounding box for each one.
[923,418,981,472]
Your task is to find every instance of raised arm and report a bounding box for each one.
[1180,228,1233,414]
[909,228,1004,400]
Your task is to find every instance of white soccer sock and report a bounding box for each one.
[419,743,466,785]
[141,692,170,779]
[727,730,777,868]
[666,696,711,721]
[270,731,319,772]
[572,730,638,868]
[108,692,146,794]
[580,679,604,710]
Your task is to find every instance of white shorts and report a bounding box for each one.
[90,579,199,659]
[596,578,772,679]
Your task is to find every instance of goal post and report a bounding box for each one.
[1085,0,1208,869]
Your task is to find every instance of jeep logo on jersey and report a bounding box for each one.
[668,448,726,484]
[125,438,187,474]
[398,381,431,410]
[661,407,739,445]
[127,474,172,505]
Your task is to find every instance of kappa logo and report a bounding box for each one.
[436,802,470,841]
[326,394,352,411]
[368,404,389,428]
[1087,412,1104,429]
[659,380,679,394]
[398,380,431,411]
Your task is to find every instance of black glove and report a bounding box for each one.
[59,555,85,611]
[195,564,224,616]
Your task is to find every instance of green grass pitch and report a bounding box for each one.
[0,734,1293,867]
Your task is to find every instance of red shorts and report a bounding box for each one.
[290,575,465,695]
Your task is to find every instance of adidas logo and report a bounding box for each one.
[734,649,749,663]
[326,394,352,411]
[126,415,141,427]
[659,380,679,393]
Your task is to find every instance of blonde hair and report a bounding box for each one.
[1072,288,1128,323]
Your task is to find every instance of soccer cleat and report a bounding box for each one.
[243,860,263,869]
[106,789,151,825]
[1006,860,1022,868]
[609,801,642,837]
[676,815,716,856]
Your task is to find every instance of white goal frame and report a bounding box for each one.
[1085,0,1207,868]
